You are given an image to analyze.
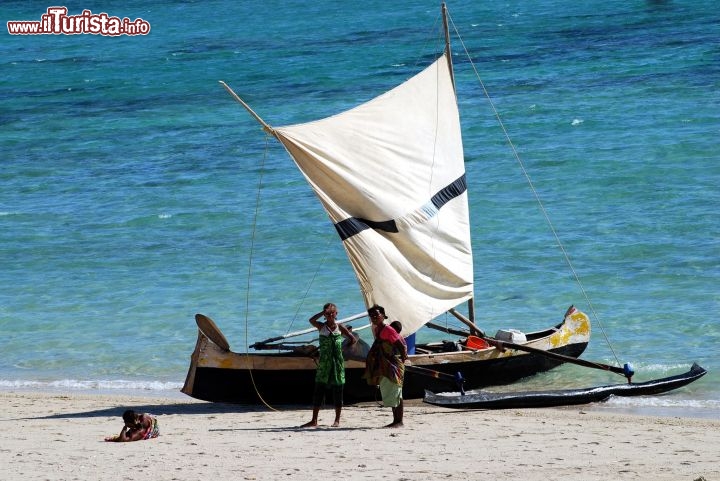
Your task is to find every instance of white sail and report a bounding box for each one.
[273,54,473,335]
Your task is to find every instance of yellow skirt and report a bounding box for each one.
[379,377,402,407]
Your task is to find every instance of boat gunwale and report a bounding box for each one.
[185,308,589,371]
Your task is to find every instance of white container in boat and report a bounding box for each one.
[495,329,527,343]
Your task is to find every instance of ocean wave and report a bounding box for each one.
[591,394,720,420]
[0,379,184,392]
[605,395,720,410]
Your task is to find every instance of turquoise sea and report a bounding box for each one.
[1,1,718,417]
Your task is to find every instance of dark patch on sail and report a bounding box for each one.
[335,218,398,240]
[431,174,467,210]
[334,174,467,241]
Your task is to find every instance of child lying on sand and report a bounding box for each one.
[105,410,159,442]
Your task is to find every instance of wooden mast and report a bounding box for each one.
[442,3,475,322]
[441,3,455,92]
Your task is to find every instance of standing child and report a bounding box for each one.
[301,302,356,427]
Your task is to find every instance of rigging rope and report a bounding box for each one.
[446,12,622,367]
[284,235,333,337]
[240,134,334,410]
[242,134,278,411]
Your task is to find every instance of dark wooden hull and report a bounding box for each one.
[182,307,591,405]
[423,363,707,409]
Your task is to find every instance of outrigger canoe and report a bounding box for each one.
[423,363,707,409]
[182,307,590,404]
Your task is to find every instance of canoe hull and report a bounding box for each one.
[423,363,707,409]
[182,307,591,404]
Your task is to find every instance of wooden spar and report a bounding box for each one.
[407,365,457,383]
[448,308,485,337]
[446,308,631,379]
[219,81,275,135]
[406,365,465,394]
[495,339,630,378]
[441,3,456,93]
[250,311,368,347]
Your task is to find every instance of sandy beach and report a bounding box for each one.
[2,391,718,481]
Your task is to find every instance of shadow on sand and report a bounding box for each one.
[14,400,306,421]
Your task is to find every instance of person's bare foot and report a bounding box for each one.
[331,420,340,427]
[300,421,318,428]
[384,422,403,428]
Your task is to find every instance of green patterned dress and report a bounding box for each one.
[315,325,345,386]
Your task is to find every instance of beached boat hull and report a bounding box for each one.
[182,307,591,404]
[423,363,707,409]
